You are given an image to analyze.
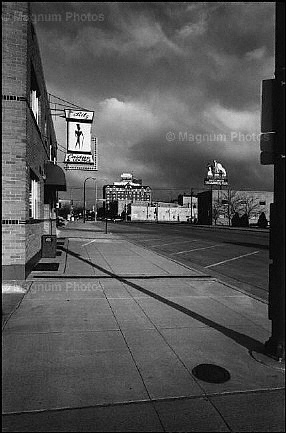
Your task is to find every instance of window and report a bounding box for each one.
[29,171,40,219]
[49,139,57,163]
[259,201,266,205]
[30,66,41,125]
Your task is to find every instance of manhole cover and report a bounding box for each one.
[33,263,59,272]
[192,364,231,383]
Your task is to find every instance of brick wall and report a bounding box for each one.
[2,2,59,279]
[2,3,29,277]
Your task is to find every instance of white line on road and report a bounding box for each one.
[82,240,97,247]
[150,239,200,248]
[172,245,221,255]
[139,238,165,242]
[205,251,260,268]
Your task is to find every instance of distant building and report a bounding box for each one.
[2,2,66,279]
[197,189,273,226]
[103,173,151,216]
[131,202,194,223]
[178,193,198,222]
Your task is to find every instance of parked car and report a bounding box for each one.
[113,217,123,222]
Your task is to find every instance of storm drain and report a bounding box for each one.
[192,364,231,383]
[33,263,59,272]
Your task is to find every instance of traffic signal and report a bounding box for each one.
[260,132,275,165]
[260,79,277,165]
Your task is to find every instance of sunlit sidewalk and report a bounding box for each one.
[2,222,285,432]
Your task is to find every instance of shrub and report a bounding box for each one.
[240,213,249,227]
[257,212,268,228]
[231,212,240,227]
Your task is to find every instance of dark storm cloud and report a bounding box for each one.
[31,2,275,195]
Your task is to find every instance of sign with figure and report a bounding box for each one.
[64,110,97,170]
[65,110,94,154]
[204,160,228,185]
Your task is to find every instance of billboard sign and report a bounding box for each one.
[204,160,228,186]
[64,110,95,168]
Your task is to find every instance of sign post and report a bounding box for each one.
[262,2,285,362]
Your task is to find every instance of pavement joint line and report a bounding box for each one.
[3,386,285,417]
[205,251,260,268]
[27,275,215,280]
[100,283,168,432]
[172,244,222,255]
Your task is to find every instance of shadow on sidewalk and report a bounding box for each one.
[58,245,265,355]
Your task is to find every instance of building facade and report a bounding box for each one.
[2,2,66,279]
[178,194,198,222]
[103,173,152,216]
[131,202,195,223]
[197,189,273,226]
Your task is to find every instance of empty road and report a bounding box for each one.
[104,222,269,302]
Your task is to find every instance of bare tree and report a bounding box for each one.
[220,190,262,226]
[237,193,261,218]
[212,200,221,225]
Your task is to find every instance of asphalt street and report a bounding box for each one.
[104,222,270,302]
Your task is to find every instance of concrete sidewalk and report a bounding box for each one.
[2,222,285,432]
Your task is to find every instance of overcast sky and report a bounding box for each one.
[31,2,275,204]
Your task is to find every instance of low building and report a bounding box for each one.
[131,202,194,223]
[197,189,273,226]
[178,194,198,222]
[2,2,66,279]
[103,173,151,216]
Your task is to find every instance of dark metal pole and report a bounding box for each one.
[264,2,285,361]
[83,179,87,223]
[191,188,193,223]
[83,177,97,223]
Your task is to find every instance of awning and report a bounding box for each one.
[44,162,67,191]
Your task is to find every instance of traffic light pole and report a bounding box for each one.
[264,2,285,361]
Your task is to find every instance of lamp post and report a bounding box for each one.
[125,184,131,222]
[83,177,97,223]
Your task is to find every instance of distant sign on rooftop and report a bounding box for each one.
[204,160,228,186]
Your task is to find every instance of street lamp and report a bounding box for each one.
[83,177,97,223]
[125,184,131,222]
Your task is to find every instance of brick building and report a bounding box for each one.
[2,2,66,279]
[103,173,152,217]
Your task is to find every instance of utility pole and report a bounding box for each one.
[262,2,285,361]
[190,188,193,223]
